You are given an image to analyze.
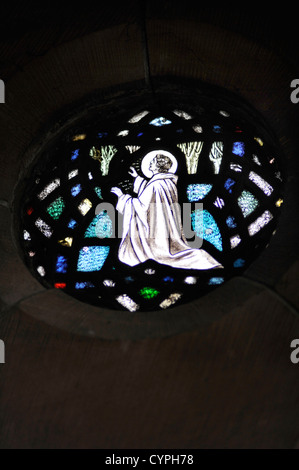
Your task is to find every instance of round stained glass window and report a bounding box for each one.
[17,84,284,312]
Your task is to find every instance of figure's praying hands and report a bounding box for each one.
[128,166,138,178]
[111,187,123,198]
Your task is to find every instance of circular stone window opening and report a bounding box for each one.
[17,84,285,313]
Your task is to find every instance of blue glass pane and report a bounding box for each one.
[77,246,110,272]
[191,210,223,251]
[187,184,213,201]
[56,255,67,273]
[232,142,245,156]
[226,215,237,229]
[71,149,79,160]
[224,178,236,193]
[84,211,113,238]
[149,117,172,126]
[234,258,245,268]
[71,183,82,197]
[208,277,224,285]
[68,219,77,229]
[75,281,95,289]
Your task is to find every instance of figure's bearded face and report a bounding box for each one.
[149,157,158,173]
[149,155,173,174]
[142,151,177,178]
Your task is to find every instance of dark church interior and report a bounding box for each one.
[0,1,298,449]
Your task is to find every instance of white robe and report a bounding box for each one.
[116,173,222,269]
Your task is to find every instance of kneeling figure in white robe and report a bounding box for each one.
[111,154,222,270]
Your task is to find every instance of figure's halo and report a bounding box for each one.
[141,150,178,178]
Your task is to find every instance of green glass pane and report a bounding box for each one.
[47,197,65,220]
[139,287,159,299]
[84,211,113,238]
[238,191,259,217]
[94,186,103,199]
